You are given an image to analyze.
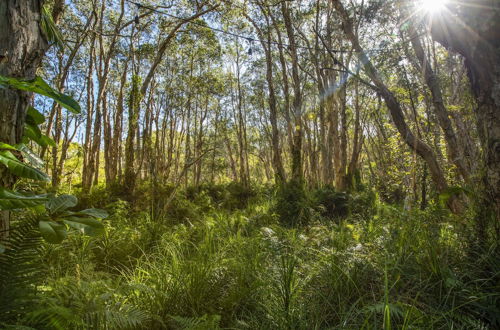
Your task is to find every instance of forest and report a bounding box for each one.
[0,0,499,328]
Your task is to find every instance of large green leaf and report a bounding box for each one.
[63,217,104,236]
[40,134,56,147]
[76,208,109,219]
[24,122,42,143]
[0,187,49,210]
[46,194,78,214]
[39,220,67,243]
[17,144,44,169]
[0,150,50,181]
[0,142,18,151]
[0,75,80,114]
[23,123,54,148]
[26,106,45,125]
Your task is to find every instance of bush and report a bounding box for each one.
[275,180,310,227]
[312,185,349,220]
[224,182,257,210]
[349,189,377,218]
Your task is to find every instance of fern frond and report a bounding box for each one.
[0,215,44,324]
[169,314,221,330]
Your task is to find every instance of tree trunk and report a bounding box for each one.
[124,74,142,194]
[332,0,460,212]
[405,19,471,182]
[428,0,500,237]
[247,12,286,183]
[282,1,303,183]
[0,0,49,238]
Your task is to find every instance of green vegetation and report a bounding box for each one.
[1,0,499,329]
[1,183,498,329]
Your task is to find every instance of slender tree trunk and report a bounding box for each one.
[124,74,141,194]
[282,1,303,183]
[405,20,471,182]
[332,0,459,212]
[248,12,286,183]
[335,70,348,190]
[347,78,363,189]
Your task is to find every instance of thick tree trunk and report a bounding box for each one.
[428,0,500,237]
[0,0,49,238]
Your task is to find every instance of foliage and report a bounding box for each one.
[312,185,349,220]
[0,75,80,114]
[1,1,498,329]
[0,217,44,327]
[1,184,498,329]
[275,180,311,227]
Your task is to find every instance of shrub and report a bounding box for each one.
[349,189,377,218]
[312,185,349,220]
[275,180,310,227]
[224,182,257,210]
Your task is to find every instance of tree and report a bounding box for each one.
[0,0,64,237]
[427,0,500,239]
[332,0,462,212]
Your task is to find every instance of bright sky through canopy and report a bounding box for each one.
[420,0,449,13]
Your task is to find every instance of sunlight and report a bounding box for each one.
[420,0,449,13]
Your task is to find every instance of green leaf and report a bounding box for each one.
[0,142,18,150]
[40,134,56,147]
[24,122,42,140]
[26,106,45,125]
[41,5,65,50]
[76,208,109,219]
[18,144,44,169]
[23,123,54,148]
[0,150,50,181]
[63,217,104,236]
[0,243,5,253]
[0,187,50,210]
[39,220,67,243]
[0,75,80,114]
[46,194,78,214]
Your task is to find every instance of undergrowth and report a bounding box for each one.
[1,183,498,329]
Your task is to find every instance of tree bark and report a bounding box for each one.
[247,11,286,183]
[0,0,51,238]
[428,0,500,236]
[282,1,303,183]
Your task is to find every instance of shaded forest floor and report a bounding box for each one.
[3,183,499,329]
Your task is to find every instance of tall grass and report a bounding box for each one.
[2,185,498,329]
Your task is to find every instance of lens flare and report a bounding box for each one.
[421,0,448,13]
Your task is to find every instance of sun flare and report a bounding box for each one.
[420,0,449,13]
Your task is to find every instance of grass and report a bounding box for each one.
[1,184,498,329]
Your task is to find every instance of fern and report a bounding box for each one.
[0,216,44,325]
[22,279,151,330]
[169,314,221,330]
